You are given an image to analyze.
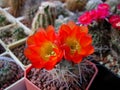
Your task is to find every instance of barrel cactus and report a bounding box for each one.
[0,56,23,89]
[32,1,56,31]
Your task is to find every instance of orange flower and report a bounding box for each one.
[24,26,63,70]
[58,21,94,63]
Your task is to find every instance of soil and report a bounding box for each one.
[0,44,5,54]
[11,43,31,66]
[27,60,96,90]
[20,19,32,29]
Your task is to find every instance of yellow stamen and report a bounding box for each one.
[40,42,56,61]
[65,37,81,54]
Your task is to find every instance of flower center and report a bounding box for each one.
[40,42,56,61]
[65,37,81,54]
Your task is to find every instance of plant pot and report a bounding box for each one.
[8,38,31,68]
[0,52,24,90]
[5,78,27,90]
[89,60,120,90]
[24,60,98,90]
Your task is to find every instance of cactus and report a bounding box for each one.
[9,0,25,17]
[12,27,27,40]
[23,0,42,23]
[85,0,102,10]
[66,0,87,11]
[0,56,23,88]
[110,28,120,60]
[89,20,111,56]
[27,59,95,90]
[0,15,6,26]
[32,2,56,31]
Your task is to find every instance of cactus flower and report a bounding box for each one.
[96,3,110,19]
[24,26,63,70]
[58,21,94,63]
[78,12,92,25]
[109,15,120,30]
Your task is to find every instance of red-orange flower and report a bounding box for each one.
[24,26,63,70]
[58,21,94,63]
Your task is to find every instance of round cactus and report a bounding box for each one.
[0,56,23,88]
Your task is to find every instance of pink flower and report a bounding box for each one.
[89,10,98,20]
[78,12,92,25]
[117,3,120,10]
[109,15,120,23]
[97,3,110,11]
[109,15,120,30]
[96,3,110,19]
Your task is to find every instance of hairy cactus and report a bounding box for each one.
[66,0,87,11]
[89,20,111,56]
[32,2,56,31]
[9,0,25,17]
[27,60,95,90]
[0,56,23,88]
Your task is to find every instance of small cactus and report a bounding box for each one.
[0,15,6,26]
[9,0,25,17]
[66,0,87,11]
[0,56,23,88]
[32,2,56,31]
[12,27,27,40]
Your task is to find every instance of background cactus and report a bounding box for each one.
[32,2,56,31]
[9,0,25,17]
[65,0,87,12]
[13,27,27,40]
[0,56,23,89]
[23,0,42,24]
[85,0,102,10]
[0,0,9,8]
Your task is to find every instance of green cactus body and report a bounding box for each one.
[89,20,111,56]
[0,57,19,87]
[0,15,6,26]
[12,27,27,40]
[32,2,56,31]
